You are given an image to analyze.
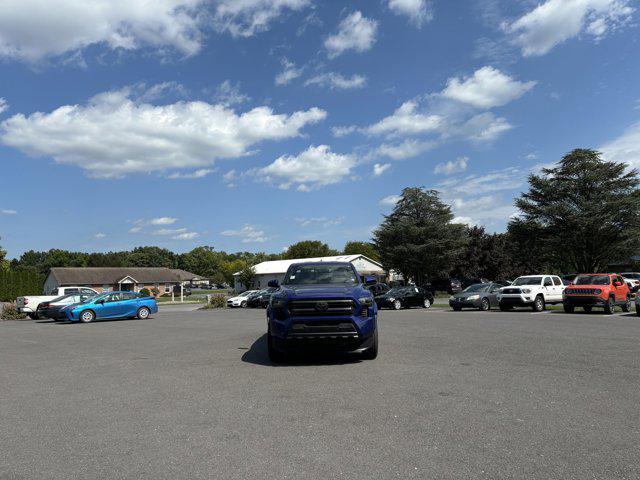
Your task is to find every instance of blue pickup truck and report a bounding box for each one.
[266,261,378,362]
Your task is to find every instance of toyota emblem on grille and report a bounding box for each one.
[315,301,329,311]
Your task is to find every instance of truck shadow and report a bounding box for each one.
[241,334,363,367]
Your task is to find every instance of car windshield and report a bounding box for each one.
[283,264,359,285]
[387,287,410,296]
[574,275,610,285]
[81,293,107,303]
[622,273,640,279]
[512,277,543,286]
[463,284,489,293]
[239,291,253,297]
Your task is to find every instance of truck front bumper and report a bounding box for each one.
[563,295,606,306]
[498,294,534,307]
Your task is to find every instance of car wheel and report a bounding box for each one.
[452,306,462,311]
[480,298,490,311]
[583,306,592,313]
[423,298,432,309]
[563,304,575,313]
[361,329,378,360]
[393,300,402,310]
[499,303,511,312]
[267,331,285,363]
[532,295,545,312]
[622,296,631,312]
[27,313,38,320]
[604,296,615,314]
[241,300,247,308]
[80,310,95,323]
[137,307,150,319]
[636,304,640,317]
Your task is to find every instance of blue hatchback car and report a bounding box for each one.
[63,291,158,323]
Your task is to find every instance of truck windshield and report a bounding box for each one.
[512,277,542,286]
[574,275,610,285]
[284,264,359,285]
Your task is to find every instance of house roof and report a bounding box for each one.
[48,267,203,285]
[234,255,384,276]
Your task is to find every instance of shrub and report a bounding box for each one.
[202,294,227,309]
[139,288,151,297]
[1,303,27,320]
[151,287,160,296]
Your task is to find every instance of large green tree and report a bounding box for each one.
[343,241,380,261]
[373,187,468,285]
[512,149,640,272]
[0,237,8,270]
[283,240,337,259]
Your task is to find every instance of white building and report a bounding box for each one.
[233,254,386,292]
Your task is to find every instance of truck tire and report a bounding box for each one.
[604,296,615,315]
[267,331,285,363]
[499,303,511,312]
[532,295,545,312]
[361,329,378,360]
[622,296,631,312]
[563,304,575,313]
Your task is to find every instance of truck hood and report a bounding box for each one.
[279,284,365,298]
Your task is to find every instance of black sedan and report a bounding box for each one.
[376,286,434,310]
[36,293,94,320]
[246,288,277,308]
[449,283,503,311]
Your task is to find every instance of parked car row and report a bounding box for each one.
[449,273,640,315]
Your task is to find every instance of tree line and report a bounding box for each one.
[2,149,638,289]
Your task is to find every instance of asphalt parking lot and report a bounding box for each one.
[2,306,640,480]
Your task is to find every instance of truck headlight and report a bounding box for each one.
[594,289,602,294]
[358,297,373,307]
[271,298,287,308]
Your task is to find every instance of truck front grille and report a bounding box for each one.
[289,299,354,316]
[565,288,599,295]
[502,288,521,294]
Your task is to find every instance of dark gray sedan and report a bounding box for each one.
[449,283,503,311]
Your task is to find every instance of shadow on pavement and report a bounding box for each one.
[241,333,363,367]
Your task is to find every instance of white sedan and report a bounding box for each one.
[227,290,259,308]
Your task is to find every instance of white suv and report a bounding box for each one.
[498,275,564,312]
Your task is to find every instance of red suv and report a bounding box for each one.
[563,273,631,314]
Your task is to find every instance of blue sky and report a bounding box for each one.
[1,0,639,259]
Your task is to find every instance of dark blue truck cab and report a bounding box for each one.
[266,262,378,362]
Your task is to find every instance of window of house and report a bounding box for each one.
[165,283,171,293]
[102,284,110,292]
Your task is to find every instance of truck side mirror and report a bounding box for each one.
[268,280,279,288]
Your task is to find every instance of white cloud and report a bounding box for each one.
[275,57,303,86]
[456,112,513,143]
[0,0,205,62]
[166,169,214,179]
[222,169,237,187]
[366,101,442,137]
[294,217,344,227]
[325,11,378,59]
[437,167,525,195]
[213,80,250,106]
[173,231,199,240]
[434,156,469,175]
[331,125,358,137]
[379,194,401,207]
[0,98,8,115]
[152,227,187,236]
[1,209,17,215]
[505,0,634,57]
[450,194,518,228]
[373,163,391,176]
[601,122,640,169]
[370,139,436,161]
[304,72,366,90]
[137,82,188,103]
[257,144,356,191]
[150,217,178,225]
[94,233,106,239]
[213,0,311,38]
[0,87,326,178]
[221,224,267,243]
[387,0,433,26]
[442,66,536,109]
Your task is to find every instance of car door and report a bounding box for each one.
[551,276,564,302]
[119,292,139,317]
[614,275,627,302]
[542,276,554,301]
[410,287,421,307]
[99,293,123,318]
